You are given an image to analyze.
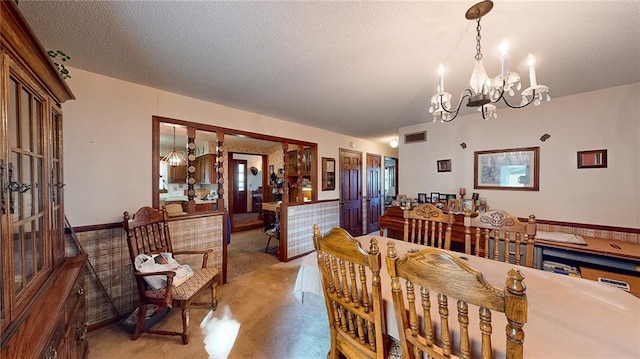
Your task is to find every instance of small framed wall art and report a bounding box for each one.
[437,159,452,172]
[321,157,336,191]
[577,149,607,169]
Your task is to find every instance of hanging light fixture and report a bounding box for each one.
[389,137,399,148]
[429,0,550,123]
[161,126,186,166]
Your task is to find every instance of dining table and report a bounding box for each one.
[293,235,640,358]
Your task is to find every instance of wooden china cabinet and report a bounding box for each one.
[1,2,86,358]
[286,146,316,203]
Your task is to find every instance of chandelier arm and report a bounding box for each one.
[436,90,474,123]
[438,89,474,115]
[500,89,536,109]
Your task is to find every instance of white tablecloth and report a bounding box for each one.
[294,235,640,358]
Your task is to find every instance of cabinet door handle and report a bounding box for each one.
[77,322,88,342]
[76,286,85,296]
[8,182,32,193]
[43,347,58,359]
[7,162,15,214]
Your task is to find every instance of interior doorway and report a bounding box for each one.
[384,156,398,212]
[229,153,266,232]
[231,159,248,214]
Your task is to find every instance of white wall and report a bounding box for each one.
[62,68,397,226]
[398,83,640,228]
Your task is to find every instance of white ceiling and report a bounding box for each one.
[18,1,640,144]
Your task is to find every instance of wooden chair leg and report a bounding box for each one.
[265,234,273,253]
[181,305,190,345]
[131,304,146,340]
[209,281,218,311]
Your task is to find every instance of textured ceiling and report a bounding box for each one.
[18,1,640,143]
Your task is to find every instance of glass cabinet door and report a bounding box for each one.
[6,67,49,311]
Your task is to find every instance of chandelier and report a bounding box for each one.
[429,0,550,123]
[161,126,186,166]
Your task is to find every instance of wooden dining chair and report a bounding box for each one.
[403,204,455,250]
[312,224,387,359]
[386,243,528,359]
[123,206,219,344]
[464,210,537,267]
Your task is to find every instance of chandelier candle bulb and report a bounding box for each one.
[437,64,445,92]
[527,53,538,87]
[500,40,510,77]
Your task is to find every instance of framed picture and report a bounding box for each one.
[396,194,407,204]
[417,193,427,204]
[472,192,479,201]
[430,192,440,204]
[476,205,489,213]
[321,157,336,191]
[474,147,540,191]
[437,159,452,172]
[447,198,460,213]
[445,194,457,202]
[461,198,475,213]
[577,149,607,169]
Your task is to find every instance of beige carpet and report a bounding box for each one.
[87,231,329,359]
[227,228,280,280]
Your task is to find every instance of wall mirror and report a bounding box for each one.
[474,147,539,191]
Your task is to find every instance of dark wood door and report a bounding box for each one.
[232,159,248,214]
[339,149,362,236]
[366,153,382,234]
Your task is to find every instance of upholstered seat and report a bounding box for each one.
[144,267,219,300]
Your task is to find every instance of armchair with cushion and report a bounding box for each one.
[123,206,219,344]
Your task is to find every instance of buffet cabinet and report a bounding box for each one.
[0,2,85,358]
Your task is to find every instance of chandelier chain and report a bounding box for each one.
[475,18,482,60]
[172,127,177,148]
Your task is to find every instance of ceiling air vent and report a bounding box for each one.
[404,131,427,144]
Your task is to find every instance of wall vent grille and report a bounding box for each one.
[404,131,427,144]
